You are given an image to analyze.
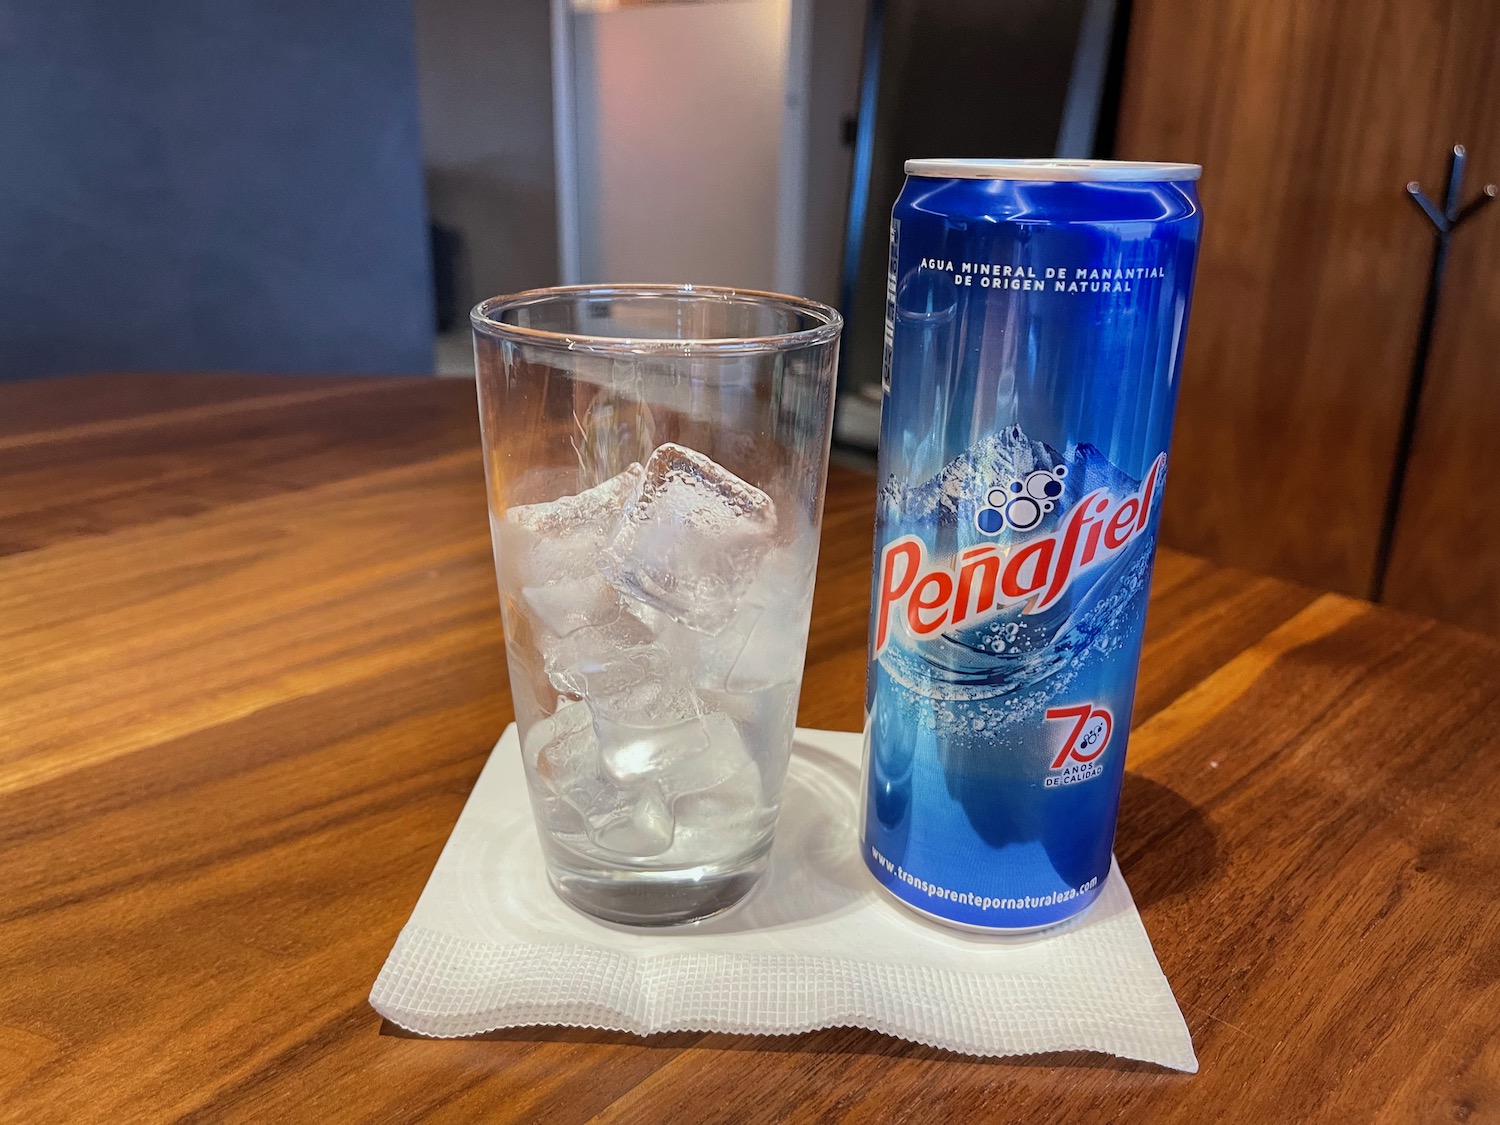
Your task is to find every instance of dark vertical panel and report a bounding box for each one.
[0,0,433,380]
[840,0,1089,403]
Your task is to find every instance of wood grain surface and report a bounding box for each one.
[1116,0,1500,603]
[1,375,1496,1124]
[1385,132,1500,632]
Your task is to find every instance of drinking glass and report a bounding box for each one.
[472,285,842,925]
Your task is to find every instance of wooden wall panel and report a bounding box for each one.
[1114,0,1496,598]
[1384,149,1500,627]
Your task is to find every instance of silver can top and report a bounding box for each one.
[904,158,1202,182]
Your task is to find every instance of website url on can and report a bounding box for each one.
[870,845,1099,911]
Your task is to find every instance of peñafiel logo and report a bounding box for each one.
[874,453,1165,653]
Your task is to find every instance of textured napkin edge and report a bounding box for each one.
[369,923,1199,1072]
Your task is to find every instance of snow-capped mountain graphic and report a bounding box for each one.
[881,424,1141,536]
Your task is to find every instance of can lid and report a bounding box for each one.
[904,158,1202,182]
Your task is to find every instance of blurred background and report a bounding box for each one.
[0,0,1496,633]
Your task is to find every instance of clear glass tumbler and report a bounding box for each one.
[472,285,842,925]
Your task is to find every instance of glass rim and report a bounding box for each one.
[471,283,844,356]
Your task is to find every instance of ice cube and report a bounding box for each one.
[540,614,659,698]
[507,463,644,538]
[702,682,798,796]
[618,590,750,692]
[679,595,809,695]
[724,598,809,692]
[524,700,598,787]
[679,711,758,796]
[720,549,816,696]
[700,682,798,742]
[676,577,812,695]
[502,601,569,729]
[663,720,768,862]
[546,591,706,728]
[620,593,673,636]
[526,702,621,832]
[671,769,766,857]
[502,464,644,585]
[590,671,702,727]
[598,711,749,798]
[588,658,710,797]
[597,715,709,788]
[523,701,673,857]
[521,572,623,637]
[604,443,776,634]
[495,519,592,590]
[588,788,674,856]
[656,541,812,692]
[688,605,759,691]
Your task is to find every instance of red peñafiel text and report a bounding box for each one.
[874,454,1165,653]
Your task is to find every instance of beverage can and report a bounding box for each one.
[861,158,1203,932]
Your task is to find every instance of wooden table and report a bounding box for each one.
[2,374,1495,1124]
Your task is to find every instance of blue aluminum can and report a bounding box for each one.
[861,159,1203,931]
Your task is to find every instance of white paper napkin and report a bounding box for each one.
[370,726,1197,1071]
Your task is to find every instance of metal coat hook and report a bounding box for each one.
[1406,144,1498,234]
[1372,145,1498,603]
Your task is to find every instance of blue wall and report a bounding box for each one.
[0,1,434,381]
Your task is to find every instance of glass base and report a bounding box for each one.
[545,840,773,927]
